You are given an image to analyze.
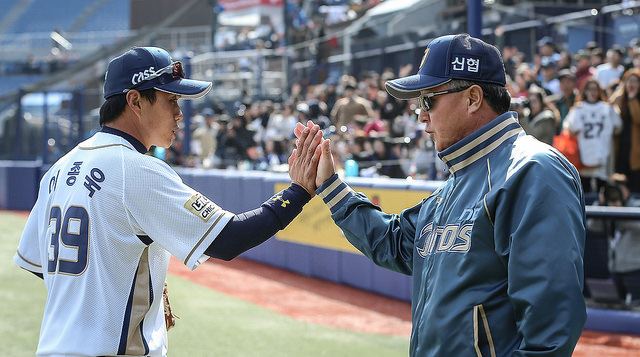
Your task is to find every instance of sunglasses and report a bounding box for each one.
[124,61,185,93]
[419,86,471,112]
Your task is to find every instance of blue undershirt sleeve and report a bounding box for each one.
[204,183,311,261]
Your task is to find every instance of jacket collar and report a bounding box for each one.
[100,126,148,154]
[438,111,523,176]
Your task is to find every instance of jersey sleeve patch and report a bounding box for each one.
[183,193,220,222]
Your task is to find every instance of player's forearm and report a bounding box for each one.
[204,183,311,261]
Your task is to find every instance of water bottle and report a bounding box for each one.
[344,159,359,177]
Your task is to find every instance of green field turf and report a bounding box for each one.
[0,212,409,356]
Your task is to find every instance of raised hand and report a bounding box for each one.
[294,121,335,188]
[288,121,322,195]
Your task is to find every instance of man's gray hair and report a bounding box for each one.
[447,79,511,114]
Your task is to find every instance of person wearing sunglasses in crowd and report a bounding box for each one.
[294,34,587,356]
[14,47,323,356]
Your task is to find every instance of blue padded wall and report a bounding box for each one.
[0,161,40,210]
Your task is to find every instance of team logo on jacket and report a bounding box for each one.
[416,222,473,257]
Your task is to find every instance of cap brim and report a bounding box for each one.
[154,78,212,99]
[385,75,450,100]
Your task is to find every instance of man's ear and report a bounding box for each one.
[126,90,142,118]
[467,85,483,114]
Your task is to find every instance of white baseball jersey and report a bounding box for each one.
[14,128,233,356]
[564,101,622,168]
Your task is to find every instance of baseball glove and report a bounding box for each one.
[163,282,178,330]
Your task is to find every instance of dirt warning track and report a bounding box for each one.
[169,257,640,356]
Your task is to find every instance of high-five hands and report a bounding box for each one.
[294,121,336,188]
[288,121,323,196]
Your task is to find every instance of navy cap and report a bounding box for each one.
[103,47,212,99]
[385,34,506,100]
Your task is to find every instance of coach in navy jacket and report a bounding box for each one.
[299,34,586,356]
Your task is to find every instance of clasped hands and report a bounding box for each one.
[288,121,336,196]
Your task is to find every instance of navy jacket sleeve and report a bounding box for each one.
[315,174,420,275]
[493,154,586,356]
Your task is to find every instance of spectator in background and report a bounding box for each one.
[219,114,258,168]
[539,58,560,95]
[595,47,625,90]
[575,50,595,91]
[591,48,605,68]
[514,64,536,97]
[554,69,578,129]
[392,102,420,139]
[372,90,401,123]
[585,41,599,52]
[323,81,338,113]
[557,50,573,70]
[258,140,288,170]
[625,39,640,70]
[411,131,444,180]
[564,79,622,193]
[264,103,297,142]
[330,83,375,129]
[362,113,388,137]
[611,68,640,193]
[502,45,519,79]
[348,135,373,175]
[537,36,561,63]
[191,108,219,168]
[522,86,558,145]
[213,114,230,166]
[370,138,405,179]
[305,99,332,129]
[632,48,640,71]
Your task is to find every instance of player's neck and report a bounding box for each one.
[104,115,149,151]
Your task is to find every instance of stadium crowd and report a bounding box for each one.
[171,36,640,198]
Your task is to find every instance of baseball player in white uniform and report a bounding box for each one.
[14,47,323,356]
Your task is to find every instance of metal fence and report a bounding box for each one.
[190,48,288,103]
